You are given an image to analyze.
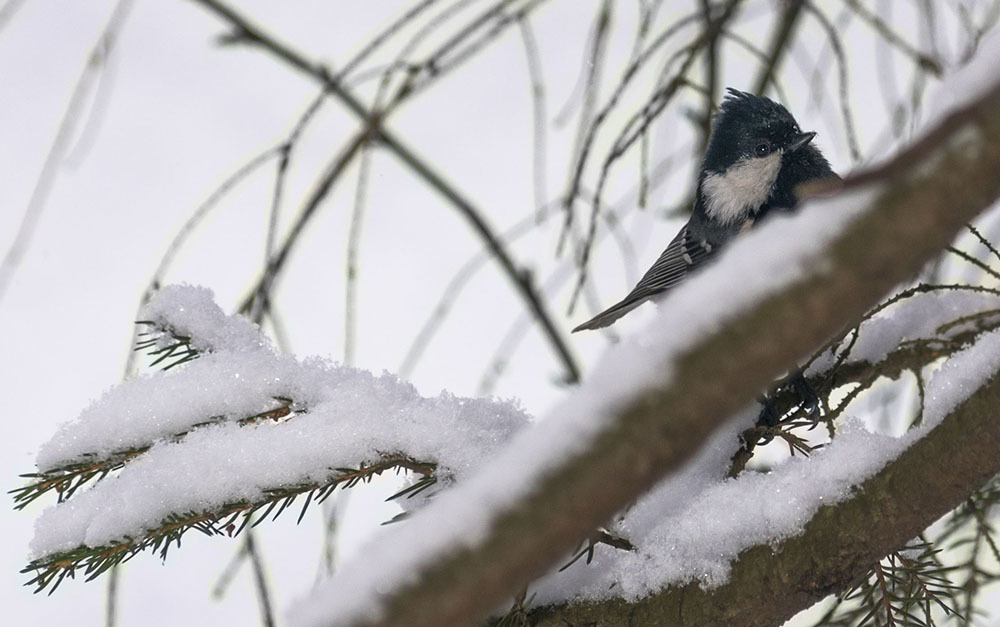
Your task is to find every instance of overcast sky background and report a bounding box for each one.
[1,1,991,624]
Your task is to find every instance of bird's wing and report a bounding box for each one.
[573,224,713,332]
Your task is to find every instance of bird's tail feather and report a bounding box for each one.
[572,294,652,332]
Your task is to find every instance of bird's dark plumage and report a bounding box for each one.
[573,89,837,332]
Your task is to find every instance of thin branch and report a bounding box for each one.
[517,16,548,223]
[752,0,805,95]
[0,0,26,36]
[946,245,1000,282]
[0,0,134,305]
[557,0,613,254]
[336,0,441,79]
[240,128,373,316]
[839,0,943,76]
[556,8,704,253]
[244,530,275,627]
[398,145,684,379]
[699,0,719,152]
[967,222,1000,265]
[211,543,248,598]
[804,1,862,162]
[153,147,281,291]
[104,565,118,627]
[22,457,436,593]
[720,29,790,102]
[186,0,579,384]
[344,142,374,364]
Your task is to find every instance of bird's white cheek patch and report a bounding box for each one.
[701,152,783,225]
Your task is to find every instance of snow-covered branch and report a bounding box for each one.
[289,49,1000,626]
[19,286,528,591]
[527,328,1000,626]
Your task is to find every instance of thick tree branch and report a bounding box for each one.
[314,78,1000,626]
[529,359,1000,626]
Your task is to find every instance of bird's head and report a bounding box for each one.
[698,89,818,226]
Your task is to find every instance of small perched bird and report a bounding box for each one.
[573,88,838,332]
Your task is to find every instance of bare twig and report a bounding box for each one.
[211,543,248,598]
[0,0,134,305]
[517,16,549,223]
[241,128,372,316]
[187,0,579,384]
[336,0,441,79]
[753,0,805,95]
[946,245,1000,282]
[105,565,118,627]
[556,8,705,253]
[804,1,862,162]
[344,142,375,364]
[720,29,790,102]
[244,530,275,627]
[699,0,719,151]
[840,0,942,75]
[0,0,26,35]
[557,0,613,254]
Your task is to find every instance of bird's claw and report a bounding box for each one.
[790,371,820,417]
[757,396,780,428]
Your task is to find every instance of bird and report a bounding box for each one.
[573,88,838,333]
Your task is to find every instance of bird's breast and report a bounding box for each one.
[701,152,783,226]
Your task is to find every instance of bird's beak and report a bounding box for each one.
[787,131,817,153]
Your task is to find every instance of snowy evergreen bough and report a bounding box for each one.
[18,286,528,593]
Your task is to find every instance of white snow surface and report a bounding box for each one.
[38,285,288,469]
[36,351,329,470]
[850,289,1000,365]
[287,185,882,626]
[29,286,530,557]
[931,30,1000,129]
[138,284,267,353]
[806,287,1000,376]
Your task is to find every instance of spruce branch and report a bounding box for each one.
[934,475,1000,623]
[21,456,436,594]
[813,541,961,626]
[11,399,293,510]
[134,321,199,370]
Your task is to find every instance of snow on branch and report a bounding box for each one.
[527,328,1000,625]
[527,326,1000,607]
[138,284,268,354]
[289,44,1000,626]
[17,286,529,592]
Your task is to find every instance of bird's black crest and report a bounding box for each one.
[717,88,797,129]
[701,88,803,173]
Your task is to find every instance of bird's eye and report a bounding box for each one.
[754,141,771,157]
